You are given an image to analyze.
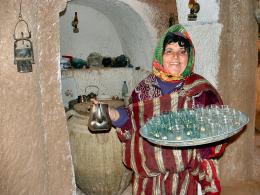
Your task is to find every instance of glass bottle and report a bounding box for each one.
[72,12,79,33]
[122,81,128,98]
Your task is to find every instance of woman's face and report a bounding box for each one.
[162,42,188,76]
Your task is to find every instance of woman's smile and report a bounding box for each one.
[169,62,180,65]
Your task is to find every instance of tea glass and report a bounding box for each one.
[168,124,184,141]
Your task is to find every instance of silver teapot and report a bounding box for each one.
[88,103,112,132]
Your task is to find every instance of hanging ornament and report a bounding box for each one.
[13,0,35,73]
[188,0,200,21]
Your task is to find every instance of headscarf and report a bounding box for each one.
[152,24,195,82]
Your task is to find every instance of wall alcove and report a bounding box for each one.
[59,0,157,70]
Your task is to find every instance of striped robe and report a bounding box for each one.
[117,73,226,195]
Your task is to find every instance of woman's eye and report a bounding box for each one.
[180,50,187,55]
[165,50,173,55]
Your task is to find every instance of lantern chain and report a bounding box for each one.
[18,0,23,20]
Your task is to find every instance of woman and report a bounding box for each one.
[95,24,226,195]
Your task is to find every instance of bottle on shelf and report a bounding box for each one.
[122,81,129,106]
[122,81,128,98]
[72,12,79,33]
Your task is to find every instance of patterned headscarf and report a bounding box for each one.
[152,24,195,82]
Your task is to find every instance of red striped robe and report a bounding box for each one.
[117,73,226,195]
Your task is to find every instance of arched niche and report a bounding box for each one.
[60,0,157,70]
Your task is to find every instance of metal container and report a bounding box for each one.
[88,103,112,132]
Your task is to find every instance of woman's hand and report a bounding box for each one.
[90,99,120,121]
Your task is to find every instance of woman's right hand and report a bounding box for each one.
[90,99,120,122]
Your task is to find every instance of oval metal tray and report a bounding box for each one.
[140,107,249,147]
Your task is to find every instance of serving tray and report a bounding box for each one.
[140,106,249,147]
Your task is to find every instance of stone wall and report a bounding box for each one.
[219,0,258,186]
[0,0,75,194]
[256,66,260,112]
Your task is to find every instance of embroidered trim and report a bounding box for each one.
[191,91,203,108]
[135,74,161,101]
[183,79,210,92]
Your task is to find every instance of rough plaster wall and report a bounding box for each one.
[37,1,75,194]
[257,67,260,110]
[177,0,221,87]
[219,0,258,185]
[60,3,123,58]
[137,0,178,38]
[186,24,222,87]
[0,0,74,194]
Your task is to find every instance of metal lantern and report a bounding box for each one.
[187,1,200,21]
[13,19,35,73]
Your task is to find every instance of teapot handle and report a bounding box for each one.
[85,85,99,96]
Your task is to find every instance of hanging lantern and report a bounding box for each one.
[13,19,35,73]
[13,0,35,73]
[188,0,200,21]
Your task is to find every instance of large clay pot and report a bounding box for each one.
[66,109,132,195]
